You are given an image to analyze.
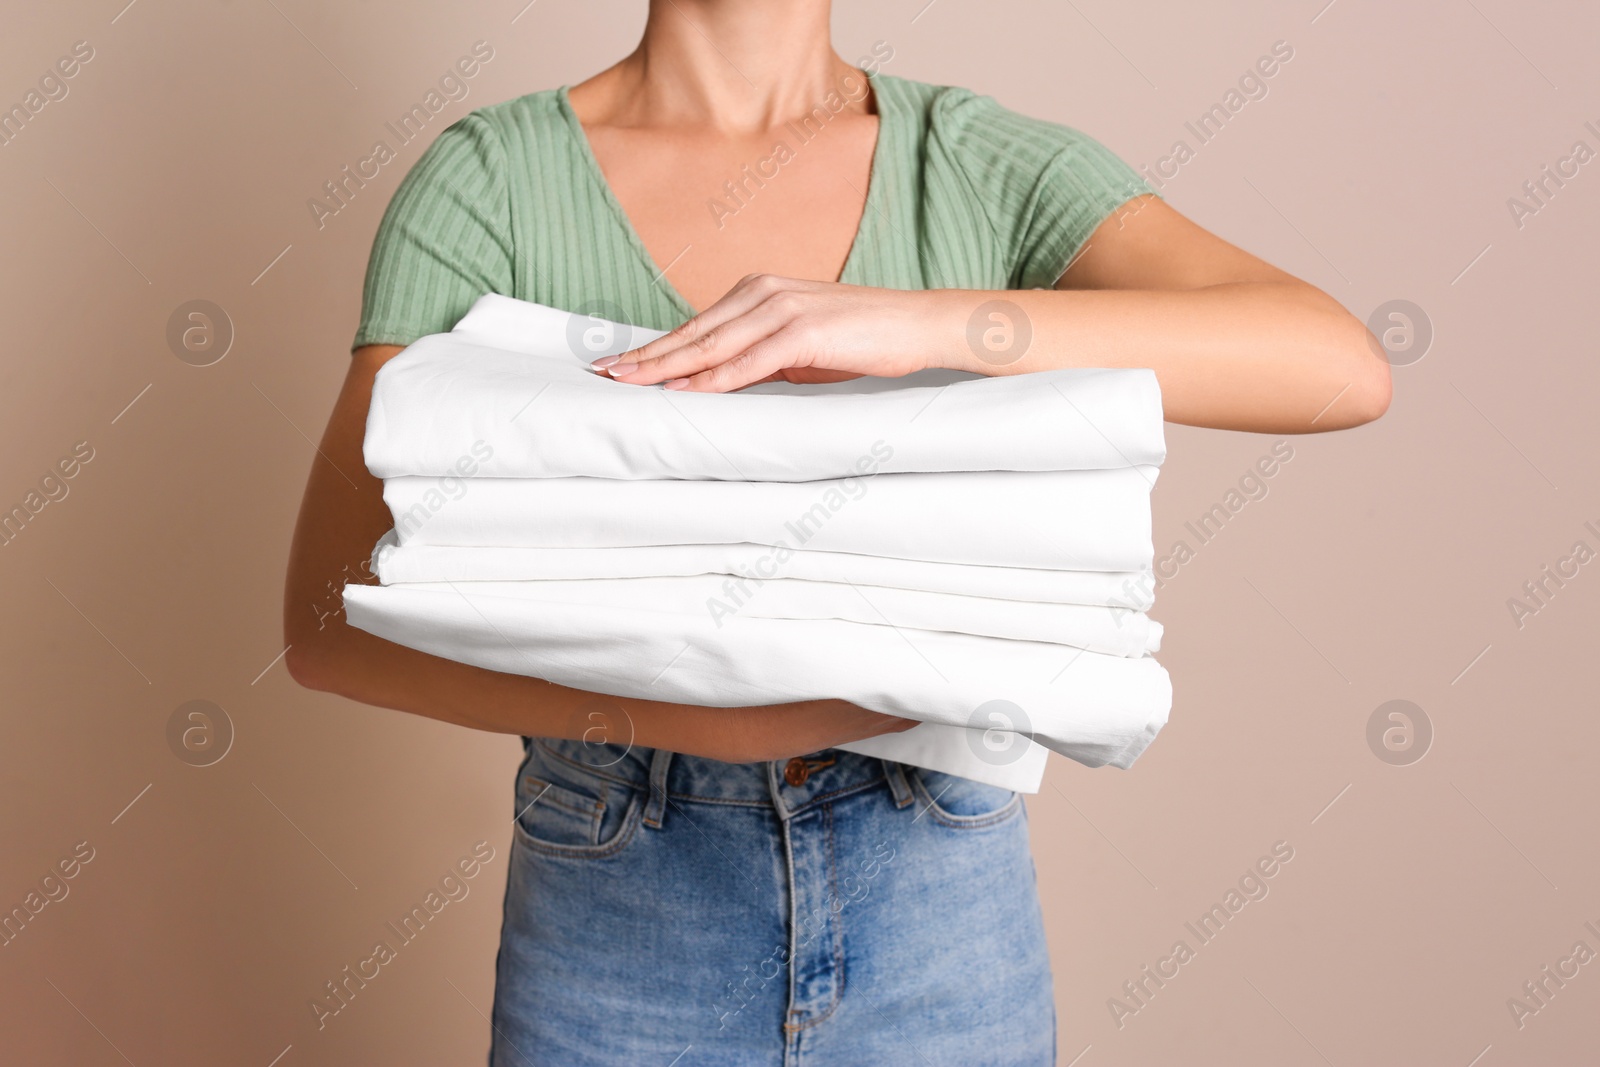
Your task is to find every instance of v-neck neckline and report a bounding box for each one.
[555,75,893,320]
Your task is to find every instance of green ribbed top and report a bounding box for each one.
[353,73,1156,350]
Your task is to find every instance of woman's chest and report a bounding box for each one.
[580,115,880,313]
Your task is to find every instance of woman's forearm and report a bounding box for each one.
[608,198,1393,433]
[926,281,1391,433]
[288,614,639,739]
[284,609,911,764]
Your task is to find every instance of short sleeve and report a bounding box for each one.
[352,112,514,351]
[936,91,1159,291]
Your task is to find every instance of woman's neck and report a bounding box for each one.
[578,0,862,133]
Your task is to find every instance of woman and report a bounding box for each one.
[284,2,1389,1063]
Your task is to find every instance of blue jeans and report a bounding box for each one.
[489,738,1056,1066]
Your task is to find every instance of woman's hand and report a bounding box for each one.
[593,273,951,392]
[589,197,1393,431]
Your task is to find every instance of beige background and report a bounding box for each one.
[3,1,1597,1063]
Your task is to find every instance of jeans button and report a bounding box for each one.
[783,757,810,787]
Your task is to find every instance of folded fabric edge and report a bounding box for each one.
[372,530,1160,605]
[354,575,1161,657]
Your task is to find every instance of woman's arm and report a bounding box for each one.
[282,344,914,762]
[601,197,1391,433]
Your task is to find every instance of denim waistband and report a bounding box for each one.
[530,738,917,820]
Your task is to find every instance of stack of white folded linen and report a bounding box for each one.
[343,294,1171,792]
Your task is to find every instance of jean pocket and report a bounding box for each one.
[910,768,1023,829]
[513,765,642,859]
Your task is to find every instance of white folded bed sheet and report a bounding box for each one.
[354,293,1173,791]
[372,538,1156,609]
[357,572,1159,655]
[364,293,1166,482]
[384,467,1158,572]
[341,581,1171,778]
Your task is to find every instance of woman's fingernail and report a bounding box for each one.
[590,355,621,368]
[663,378,691,390]
[605,362,638,376]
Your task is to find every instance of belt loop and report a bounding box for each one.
[881,759,915,809]
[643,748,674,829]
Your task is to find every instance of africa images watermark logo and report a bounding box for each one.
[306,42,496,231]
